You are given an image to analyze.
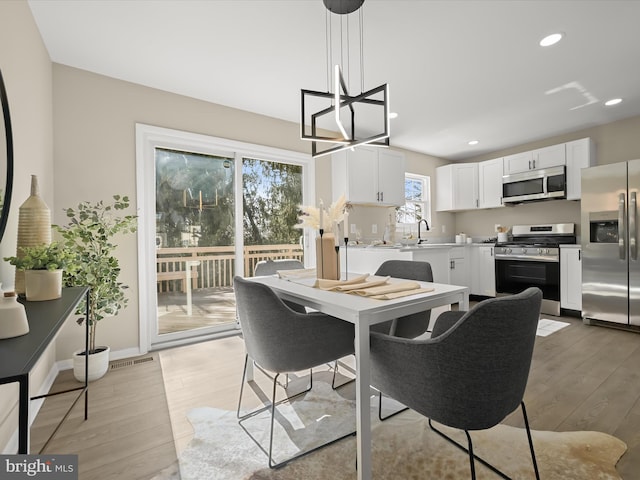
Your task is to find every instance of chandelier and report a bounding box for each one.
[301,0,390,158]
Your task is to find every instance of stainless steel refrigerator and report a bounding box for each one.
[582,160,640,327]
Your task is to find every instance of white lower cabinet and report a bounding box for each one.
[560,246,582,311]
[339,246,467,324]
[448,247,468,287]
[471,246,496,297]
[339,245,472,286]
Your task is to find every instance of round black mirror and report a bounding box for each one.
[0,68,14,243]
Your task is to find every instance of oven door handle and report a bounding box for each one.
[619,192,626,260]
[631,191,637,261]
[494,254,558,263]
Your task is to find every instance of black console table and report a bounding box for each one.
[0,286,90,453]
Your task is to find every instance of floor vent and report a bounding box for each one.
[110,356,154,370]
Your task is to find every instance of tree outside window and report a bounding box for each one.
[396,174,431,226]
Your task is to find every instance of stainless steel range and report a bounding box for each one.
[495,223,576,316]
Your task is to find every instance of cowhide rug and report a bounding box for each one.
[153,382,626,480]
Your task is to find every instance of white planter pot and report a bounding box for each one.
[73,346,110,382]
[24,269,63,301]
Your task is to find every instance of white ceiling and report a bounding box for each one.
[27,0,640,161]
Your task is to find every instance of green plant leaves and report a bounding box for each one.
[54,195,137,352]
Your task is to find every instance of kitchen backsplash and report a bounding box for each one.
[346,198,581,245]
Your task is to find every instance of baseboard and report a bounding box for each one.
[56,346,145,371]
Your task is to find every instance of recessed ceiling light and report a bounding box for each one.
[468,140,479,146]
[605,98,622,106]
[539,33,563,47]
[388,112,398,119]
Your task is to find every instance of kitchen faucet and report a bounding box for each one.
[417,219,430,244]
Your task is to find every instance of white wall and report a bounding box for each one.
[0,0,55,453]
[50,64,327,360]
[0,0,54,290]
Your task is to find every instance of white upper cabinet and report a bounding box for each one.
[332,147,405,206]
[436,163,478,211]
[503,143,566,175]
[478,157,504,209]
[434,138,593,212]
[565,137,595,200]
[377,149,406,205]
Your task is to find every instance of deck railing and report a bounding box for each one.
[156,244,304,292]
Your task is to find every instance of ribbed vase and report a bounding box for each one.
[15,175,51,294]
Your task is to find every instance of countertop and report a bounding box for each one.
[343,242,495,251]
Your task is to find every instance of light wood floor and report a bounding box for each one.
[157,287,236,334]
[31,313,640,479]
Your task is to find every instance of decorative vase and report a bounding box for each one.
[24,269,63,301]
[0,291,30,339]
[15,175,51,295]
[73,346,110,382]
[316,233,340,280]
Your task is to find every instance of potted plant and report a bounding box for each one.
[55,195,137,382]
[4,242,77,301]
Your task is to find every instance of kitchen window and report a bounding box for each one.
[396,173,431,226]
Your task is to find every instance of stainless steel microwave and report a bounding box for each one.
[502,165,566,204]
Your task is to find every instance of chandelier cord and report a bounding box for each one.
[346,13,350,93]
[326,8,331,93]
[360,6,364,92]
[325,4,365,94]
[340,14,345,83]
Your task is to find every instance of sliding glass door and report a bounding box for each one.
[242,157,303,276]
[155,148,237,337]
[136,124,314,351]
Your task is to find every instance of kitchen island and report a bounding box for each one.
[340,242,497,298]
[340,244,454,283]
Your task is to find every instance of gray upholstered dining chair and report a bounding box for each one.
[371,259,434,419]
[369,287,542,480]
[254,258,306,313]
[254,258,304,276]
[233,276,356,468]
[371,260,434,338]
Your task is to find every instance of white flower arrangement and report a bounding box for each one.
[295,194,349,233]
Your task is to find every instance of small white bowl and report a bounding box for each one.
[400,238,419,246]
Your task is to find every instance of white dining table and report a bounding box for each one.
[248,273,469,480]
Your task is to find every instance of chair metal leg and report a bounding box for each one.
[428,419,510,480]
[254,361,291,389]
[268,373,280,468]
[465,430,476,480]
[378,391,408,421]
[428,402,539,480]
[237,355,312,421]
[236,354,250,419]
[239,368,356,469]
[521,402,541,480]
[331,359,356,390]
